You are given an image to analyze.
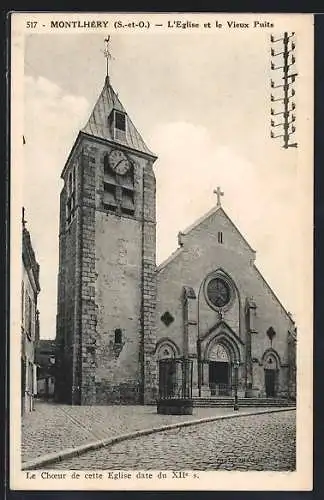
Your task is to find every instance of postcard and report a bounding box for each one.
[10,11,313,491]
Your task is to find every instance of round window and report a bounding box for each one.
[206,277,231,308]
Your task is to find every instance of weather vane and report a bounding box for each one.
[22,206,27,228]
[103,36,112,83]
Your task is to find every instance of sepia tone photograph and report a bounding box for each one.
[11,12,313,491]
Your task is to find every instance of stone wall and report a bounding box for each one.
[56,133,157,405]
[79,147,97,405]
[141,161,157,403]
[81,138,157,404]
[95,211,142,393]
[55,154,79,403]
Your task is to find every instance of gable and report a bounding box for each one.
[158,205,256,273]
[185,206,255,251]
[157,203,293,323]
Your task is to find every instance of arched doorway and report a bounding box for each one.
[156,343,177,398]
[208,343,231,396]
[263,353,278,397]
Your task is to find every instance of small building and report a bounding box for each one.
[21,209,41,414]
[35,339,56,399]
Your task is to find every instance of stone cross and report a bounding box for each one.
[213,186,224,207]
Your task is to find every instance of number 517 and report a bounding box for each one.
[26,21,37,28]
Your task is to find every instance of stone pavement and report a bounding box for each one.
[51,410,296,471]
[21,400,289,465]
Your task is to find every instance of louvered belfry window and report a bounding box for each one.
[120,164,135,216]
[103,154,135,216]
[103,156,117,212]
[108,109,127,142]
[115,112,126,131]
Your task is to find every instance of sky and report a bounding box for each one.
[21,24,312,339]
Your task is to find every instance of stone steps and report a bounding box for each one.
[192,397,295,408]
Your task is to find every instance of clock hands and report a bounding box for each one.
[115,159,129,175]
[108,150,130,175]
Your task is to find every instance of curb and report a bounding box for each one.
[22,406,295,470]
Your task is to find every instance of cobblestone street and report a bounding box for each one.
[48,410,295,471]
[22,401,276,464]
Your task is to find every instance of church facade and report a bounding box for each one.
[55,75,296,405]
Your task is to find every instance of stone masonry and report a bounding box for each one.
[141,161,158,404]
[55,75,296,405]
[56,100,158,404]
[155,207,296,399]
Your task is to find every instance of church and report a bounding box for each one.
[55,68,296,406]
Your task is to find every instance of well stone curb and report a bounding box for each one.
[21,406,295,470]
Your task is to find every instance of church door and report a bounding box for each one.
[209,362,230,395]
[263,353,278,398]
[159,360,177,398]
[208,344,231,396]
[265,369,276,397]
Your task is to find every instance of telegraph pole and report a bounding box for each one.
[270,32,298,149]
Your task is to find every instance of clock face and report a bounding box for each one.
[206,278,231,308]
[108,149,130,175]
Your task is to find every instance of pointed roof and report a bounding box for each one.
[82,77,156,158]
[180,205,255,254]
[157,204,256,272]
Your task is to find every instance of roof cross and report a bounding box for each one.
[213,186,224,207]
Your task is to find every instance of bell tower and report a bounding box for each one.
[55,47,157,405]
